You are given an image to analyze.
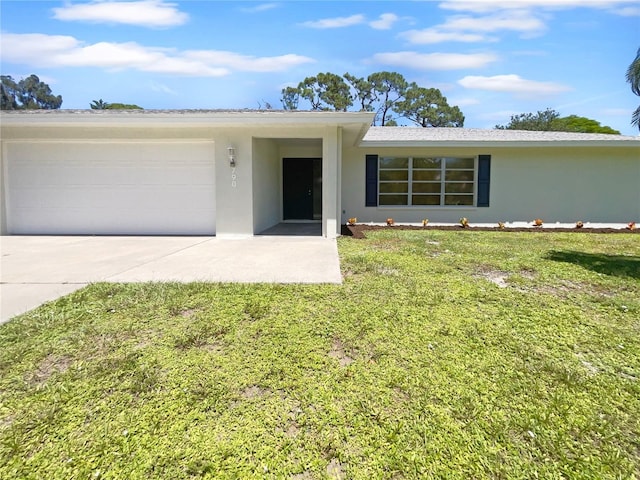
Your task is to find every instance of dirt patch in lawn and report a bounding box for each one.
[475,268,510,288]
[342,224,638,239]
[328,339,354,367]
[26,354,72,386]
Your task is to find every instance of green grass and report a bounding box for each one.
[1,230,639,479]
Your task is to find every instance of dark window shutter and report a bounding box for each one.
[477,155,491,207]
[365,154,378,207]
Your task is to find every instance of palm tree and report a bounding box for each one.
[90,99,109,110]
[626,47,640,130]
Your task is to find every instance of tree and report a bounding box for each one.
[495,108,560,131]
[496,108,619,134]
[280,73,353,111]
[280,86,300,110]
[368,71,408,126]
[343,73,376,112]
[90,99,110,109]
[0,76,19,110]
[395,84,464,127]
[0,74,62,110]
[554,115,620,134]
[626,47,640,130]
[297,73,353,111]
[104,103,143,110]
[279,70,465,127]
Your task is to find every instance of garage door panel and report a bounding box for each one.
[6,141,216,235]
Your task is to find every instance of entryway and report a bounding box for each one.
[282,158,322,221]
[258,223,322,236]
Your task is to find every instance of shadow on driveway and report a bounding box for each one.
[545,250,640,279]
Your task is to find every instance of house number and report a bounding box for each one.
[231,167,237,188]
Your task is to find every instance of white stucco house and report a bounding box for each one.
[1,110,638,238]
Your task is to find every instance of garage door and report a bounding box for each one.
[5,141,216,235]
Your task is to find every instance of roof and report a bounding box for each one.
[0,108,374,124]
[2,110,638,148]
[0,109,376,147]
[362,127,640,148]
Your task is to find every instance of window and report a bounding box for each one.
[378,156,476,206]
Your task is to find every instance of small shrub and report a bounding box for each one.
[459,217,469,228]
[347,217,357,226]
[422,219,429,227]
[627,221,636,231]
[386,218,395,226]
[575,221,584,229]
[533,218,544,227]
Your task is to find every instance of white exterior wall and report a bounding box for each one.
[0,139,6,235]
[213,132,254,237]
[252,138,280,234]
[0,119,349,237]
[322,127,342,238]
[342,145,640,224]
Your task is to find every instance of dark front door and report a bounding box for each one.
[283,158,321,220]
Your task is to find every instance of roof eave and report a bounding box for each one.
[0,110,376,129]
[360,140,640,148]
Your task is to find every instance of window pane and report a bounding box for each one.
[380,194,408,205]
[380,157,409,169]
[445,157,474,169]
[412,182,441,193]
[445,182,474,193]
[413,157,441,169]
[445,195,474,206]
[380,182,408,193]
[413,170,442,181]
[380,170,408,181]
[412,195,441,205]
[445,170,474,181]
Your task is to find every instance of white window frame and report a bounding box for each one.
[378,156,478,207]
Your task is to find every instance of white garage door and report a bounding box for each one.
[5,141,216,235]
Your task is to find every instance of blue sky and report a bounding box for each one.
[1,0,639,134]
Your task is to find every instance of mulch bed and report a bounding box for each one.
[342,224,638,239]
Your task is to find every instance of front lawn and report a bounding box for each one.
[1,231,638,479]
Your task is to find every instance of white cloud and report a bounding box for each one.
[401,28,491,44]
[372,51,498,70]
[52,0,188,28]
[401,9,545,45]
[301,14,365,29]
[439,0,640,13]
[601,108,632,116]
[240,3,280,13]
[369,13,399,30]
[442,11,546,35]
[448,97,481,106]
[185,51,315,72]
[612,6,640,16]
[458,74,571,96]
[1,33,314,77]
[150,81,177,95]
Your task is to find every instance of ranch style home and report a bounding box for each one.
[0,110,638,238]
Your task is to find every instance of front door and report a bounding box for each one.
[283,158,322,220]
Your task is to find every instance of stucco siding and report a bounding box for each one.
[252,138,280,233]
[342,145,640,224]
[490,147,639,223]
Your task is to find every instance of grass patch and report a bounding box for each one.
[1,231,639,479]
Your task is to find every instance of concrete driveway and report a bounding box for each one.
[0,235,342,323]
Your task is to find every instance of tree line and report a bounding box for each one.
[1,74,62,110]
[281,71,465,128]
[495,108,620,134]
[2,50,639,132]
